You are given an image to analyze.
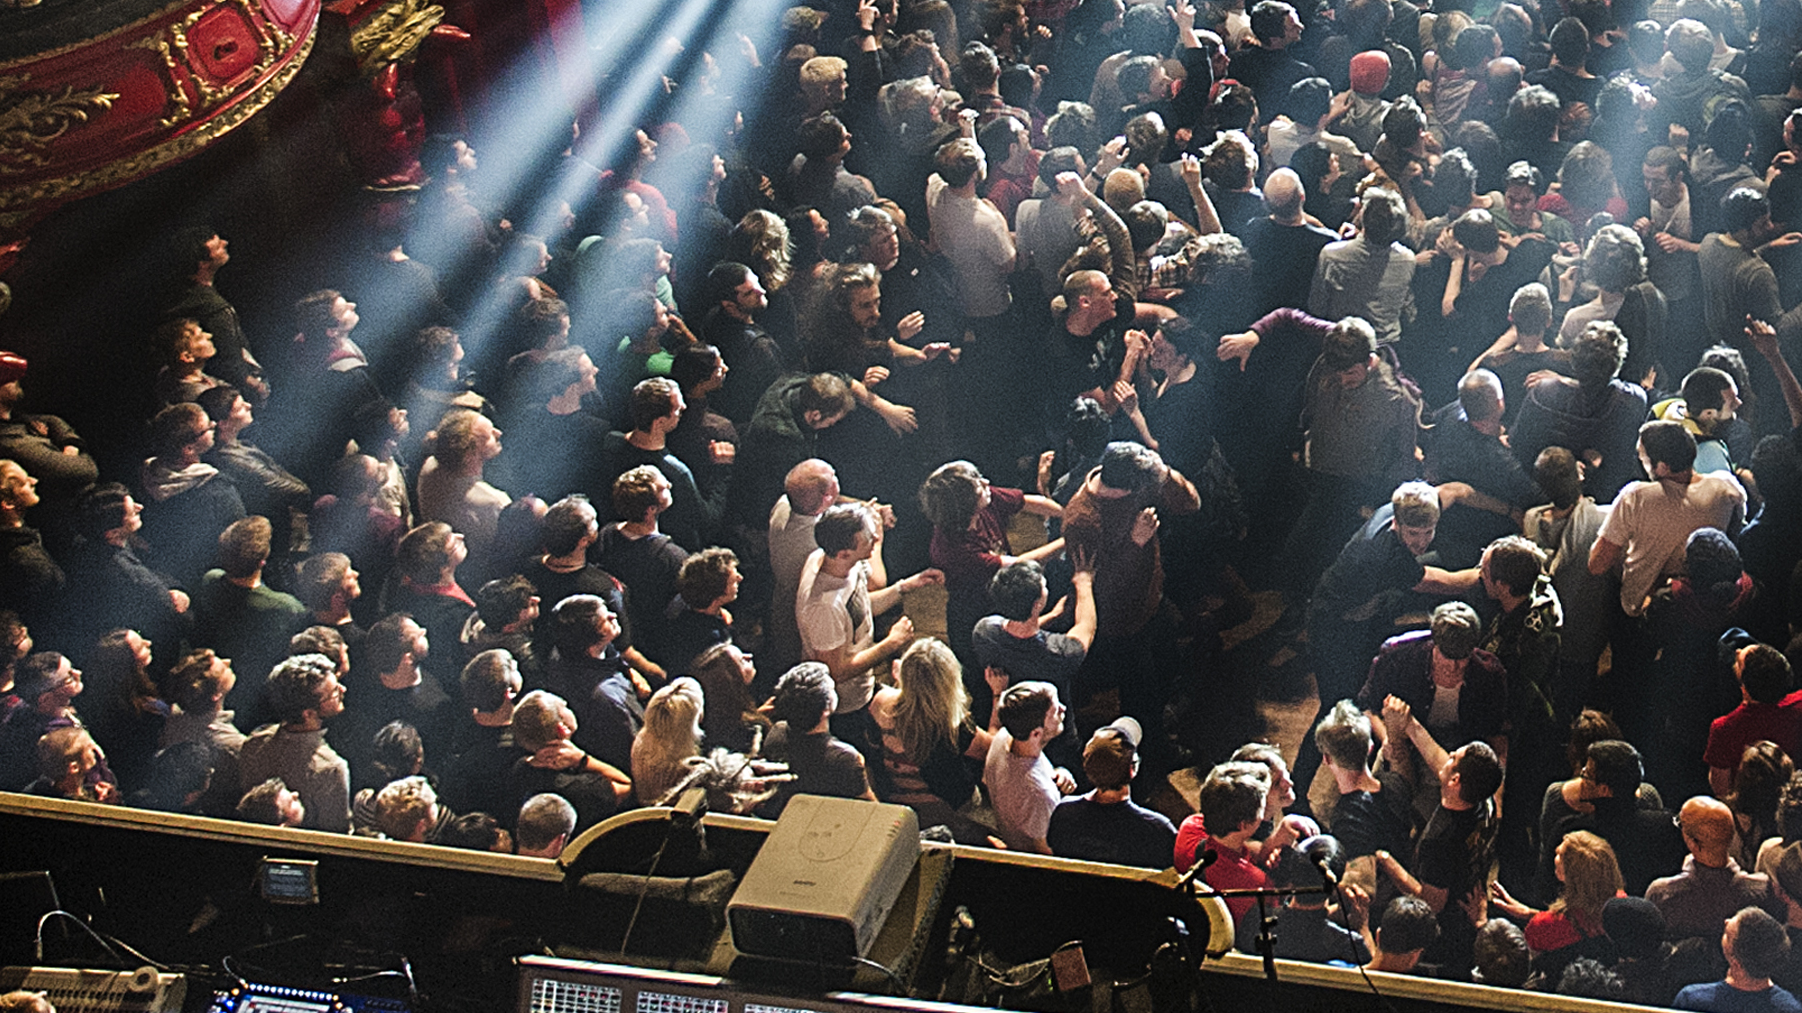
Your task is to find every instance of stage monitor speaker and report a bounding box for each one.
[727,795,918,961]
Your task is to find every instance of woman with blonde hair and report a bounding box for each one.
[632,677,707,805]
[1491,830,1625,979]
[868,639,997,843]
[631,676,786,811]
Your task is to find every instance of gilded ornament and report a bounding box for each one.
[0,76,121,174]
[134,0,300,127]
[130,34,196,129]
[349,0,445,70]
[0,28,314,227]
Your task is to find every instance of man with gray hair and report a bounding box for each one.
[1422,369,1540,567]
[1316,699,1417,885]
[515,793,577,857]
[1241,167,1336,318]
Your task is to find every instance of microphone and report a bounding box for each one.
[1174,845,1219,891]
[1309,851,1339,888]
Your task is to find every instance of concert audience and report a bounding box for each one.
[13,0,1802,1000]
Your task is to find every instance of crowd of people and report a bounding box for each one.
[6,0,1802,1004]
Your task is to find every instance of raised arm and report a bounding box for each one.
[1059,168,1138,302]
[1750,316,1802,429]
[1179,153,1223,236]
[1066,546,1098,650]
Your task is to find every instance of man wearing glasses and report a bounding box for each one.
[1539,739,1684,900]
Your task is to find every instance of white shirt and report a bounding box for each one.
[927,175,1016,318]
[984,731,1059,851]
[1598,471,1746,615]
[796,551,877,712]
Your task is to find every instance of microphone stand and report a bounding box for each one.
[1172,882,1333,982]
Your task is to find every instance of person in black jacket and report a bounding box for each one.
[62,484,189,671]
[139,402,245,587]
[0,460,63,631]
[198,385,309,566]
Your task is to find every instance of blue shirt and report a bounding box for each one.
[1696,438,1733,476]
[1675,981,1802,1013]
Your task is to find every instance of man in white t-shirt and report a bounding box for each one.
[926,136,1016,325]
[796,502,942,750]
[983,680,1076,853]
[768,459,895,673]
[1589,419,1746,617]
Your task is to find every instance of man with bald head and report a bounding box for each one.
[1241,167,1335,318]
[768,459,842,675]
[1472,57,1524,124]
[1647,796,1785,941]
[1421,369,1539,568]
[767,459,894,677]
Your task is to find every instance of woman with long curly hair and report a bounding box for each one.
[868,639,997,844]
[689,642,769,756]
[1730,741,1795,869]
[1492,829,1625,980]
[804,262,948,379]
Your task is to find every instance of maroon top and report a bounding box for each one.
[930,485,1025,595]
[1060,470,1200,637]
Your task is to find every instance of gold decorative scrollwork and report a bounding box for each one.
[130,34,196,129]
[0,28,314,228]
[134,0,302,126]
[348,0,445,71]
[0,75,121,175]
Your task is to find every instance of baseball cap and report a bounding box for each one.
[1082,716,1142,789]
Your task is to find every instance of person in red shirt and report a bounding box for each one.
[1175,760,1274,922]
[1706,643,1801,796]
[1491,830,1626,981]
